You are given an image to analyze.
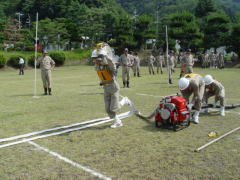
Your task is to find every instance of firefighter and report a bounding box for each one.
[203,75,225,116]
[182,49,194,74]
[119,48,132,88]
[169,50,175,73]
[178,74,205,124]
[147,52,155,75]
[92,43,122,128]
[156,52,164,74]
[133,52,141,77]
[37,50,55,95]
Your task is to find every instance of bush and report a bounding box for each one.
[0,54,6,68]
[28,55,41,67]
[7,55,25,68]
[25,46,35,51]
[49,51,66,66]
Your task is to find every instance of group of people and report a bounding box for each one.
[178,73,225,124]
[202,52,225,69]
[91,43,226,128]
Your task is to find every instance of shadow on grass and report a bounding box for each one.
[9,94,35,97]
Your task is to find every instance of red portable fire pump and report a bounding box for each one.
[155,94,191,131]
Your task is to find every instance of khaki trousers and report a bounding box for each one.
[41,69,52,89]
[103,81,120,118]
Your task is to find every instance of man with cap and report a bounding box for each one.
[146,52,156,75]
[156,52,164,74]
[91,43,123,128]
[203,75,225,116]
[169,50,175,73]
[178,73,205,124]
[132,52,141,77]
[119,48,132,88]
[37,50,55,95]
[182,49,194,74]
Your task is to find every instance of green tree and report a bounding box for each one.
[168,12,203,51]
[134,14,154,49]
[229,23,240,57]
[203,12,230,50]
[195,0,216,18]
[111,16,136,51]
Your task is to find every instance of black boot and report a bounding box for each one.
[44,88,48,95]
[48,88,52,95]
[137,72,141,77]
[134,73,136,77]
[127,81,130,88]
[123,81,126,88]
[161,71,163,74]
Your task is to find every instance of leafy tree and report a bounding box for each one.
[168,12,203,51]
[203,12,230,50]
[111,16,136,51]
[133,14,154,49]
[195,0,216,18]
[228,23,240,56]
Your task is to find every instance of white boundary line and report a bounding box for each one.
[28,141,112,180]
[0,97,134,143]
[136,93,164,98]
[0,111,133,149]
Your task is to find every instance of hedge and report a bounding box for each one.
[0,54,6,68]
[49,51,66,66]
[7,55,26,68]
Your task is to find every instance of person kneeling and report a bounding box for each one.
[178,74,205,124]
[203,75,225,116]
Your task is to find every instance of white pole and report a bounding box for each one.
[195,126,240,152]
[33,12,38,98]
[165,26,172,84]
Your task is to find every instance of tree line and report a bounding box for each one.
[0,0,239,56]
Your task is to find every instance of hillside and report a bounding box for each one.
[116,0,240,20]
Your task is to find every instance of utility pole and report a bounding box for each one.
[156,6,159,43]
[16,12,24,29]
[26,14,31,29]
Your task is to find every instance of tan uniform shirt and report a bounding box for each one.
[204,80,225,106]
[119,54,132,66]
[181,74,205,111]
[183,54,194,67]
[37,56,55,70]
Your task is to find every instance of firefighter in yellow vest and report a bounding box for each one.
[91,44,122,128]
[203,75,225,116]
[178,73,205,124]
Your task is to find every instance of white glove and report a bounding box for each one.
[187,103,193,111]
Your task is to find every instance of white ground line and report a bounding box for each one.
[28,141,112,180]
[136,93,164,98]
[0,111,133,149]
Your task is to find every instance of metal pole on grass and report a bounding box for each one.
[165,25,172,84]
[33,12,39,98]
[195,126,240,152]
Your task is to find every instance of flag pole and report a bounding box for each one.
[165,25,172,84]
[33,12,39,98]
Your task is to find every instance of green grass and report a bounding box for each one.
[0,66,240,180]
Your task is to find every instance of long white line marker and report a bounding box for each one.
[0,97,134,143]
[28,141,112,180]
[0,111,133,149]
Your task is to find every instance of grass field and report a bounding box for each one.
[0,65,240,180]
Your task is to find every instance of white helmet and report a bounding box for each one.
[178,78,190,90]
[91,50,98,58]
[204,75,214,85]
[97,47,108,56]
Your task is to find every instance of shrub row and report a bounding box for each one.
[0,51,66,69]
